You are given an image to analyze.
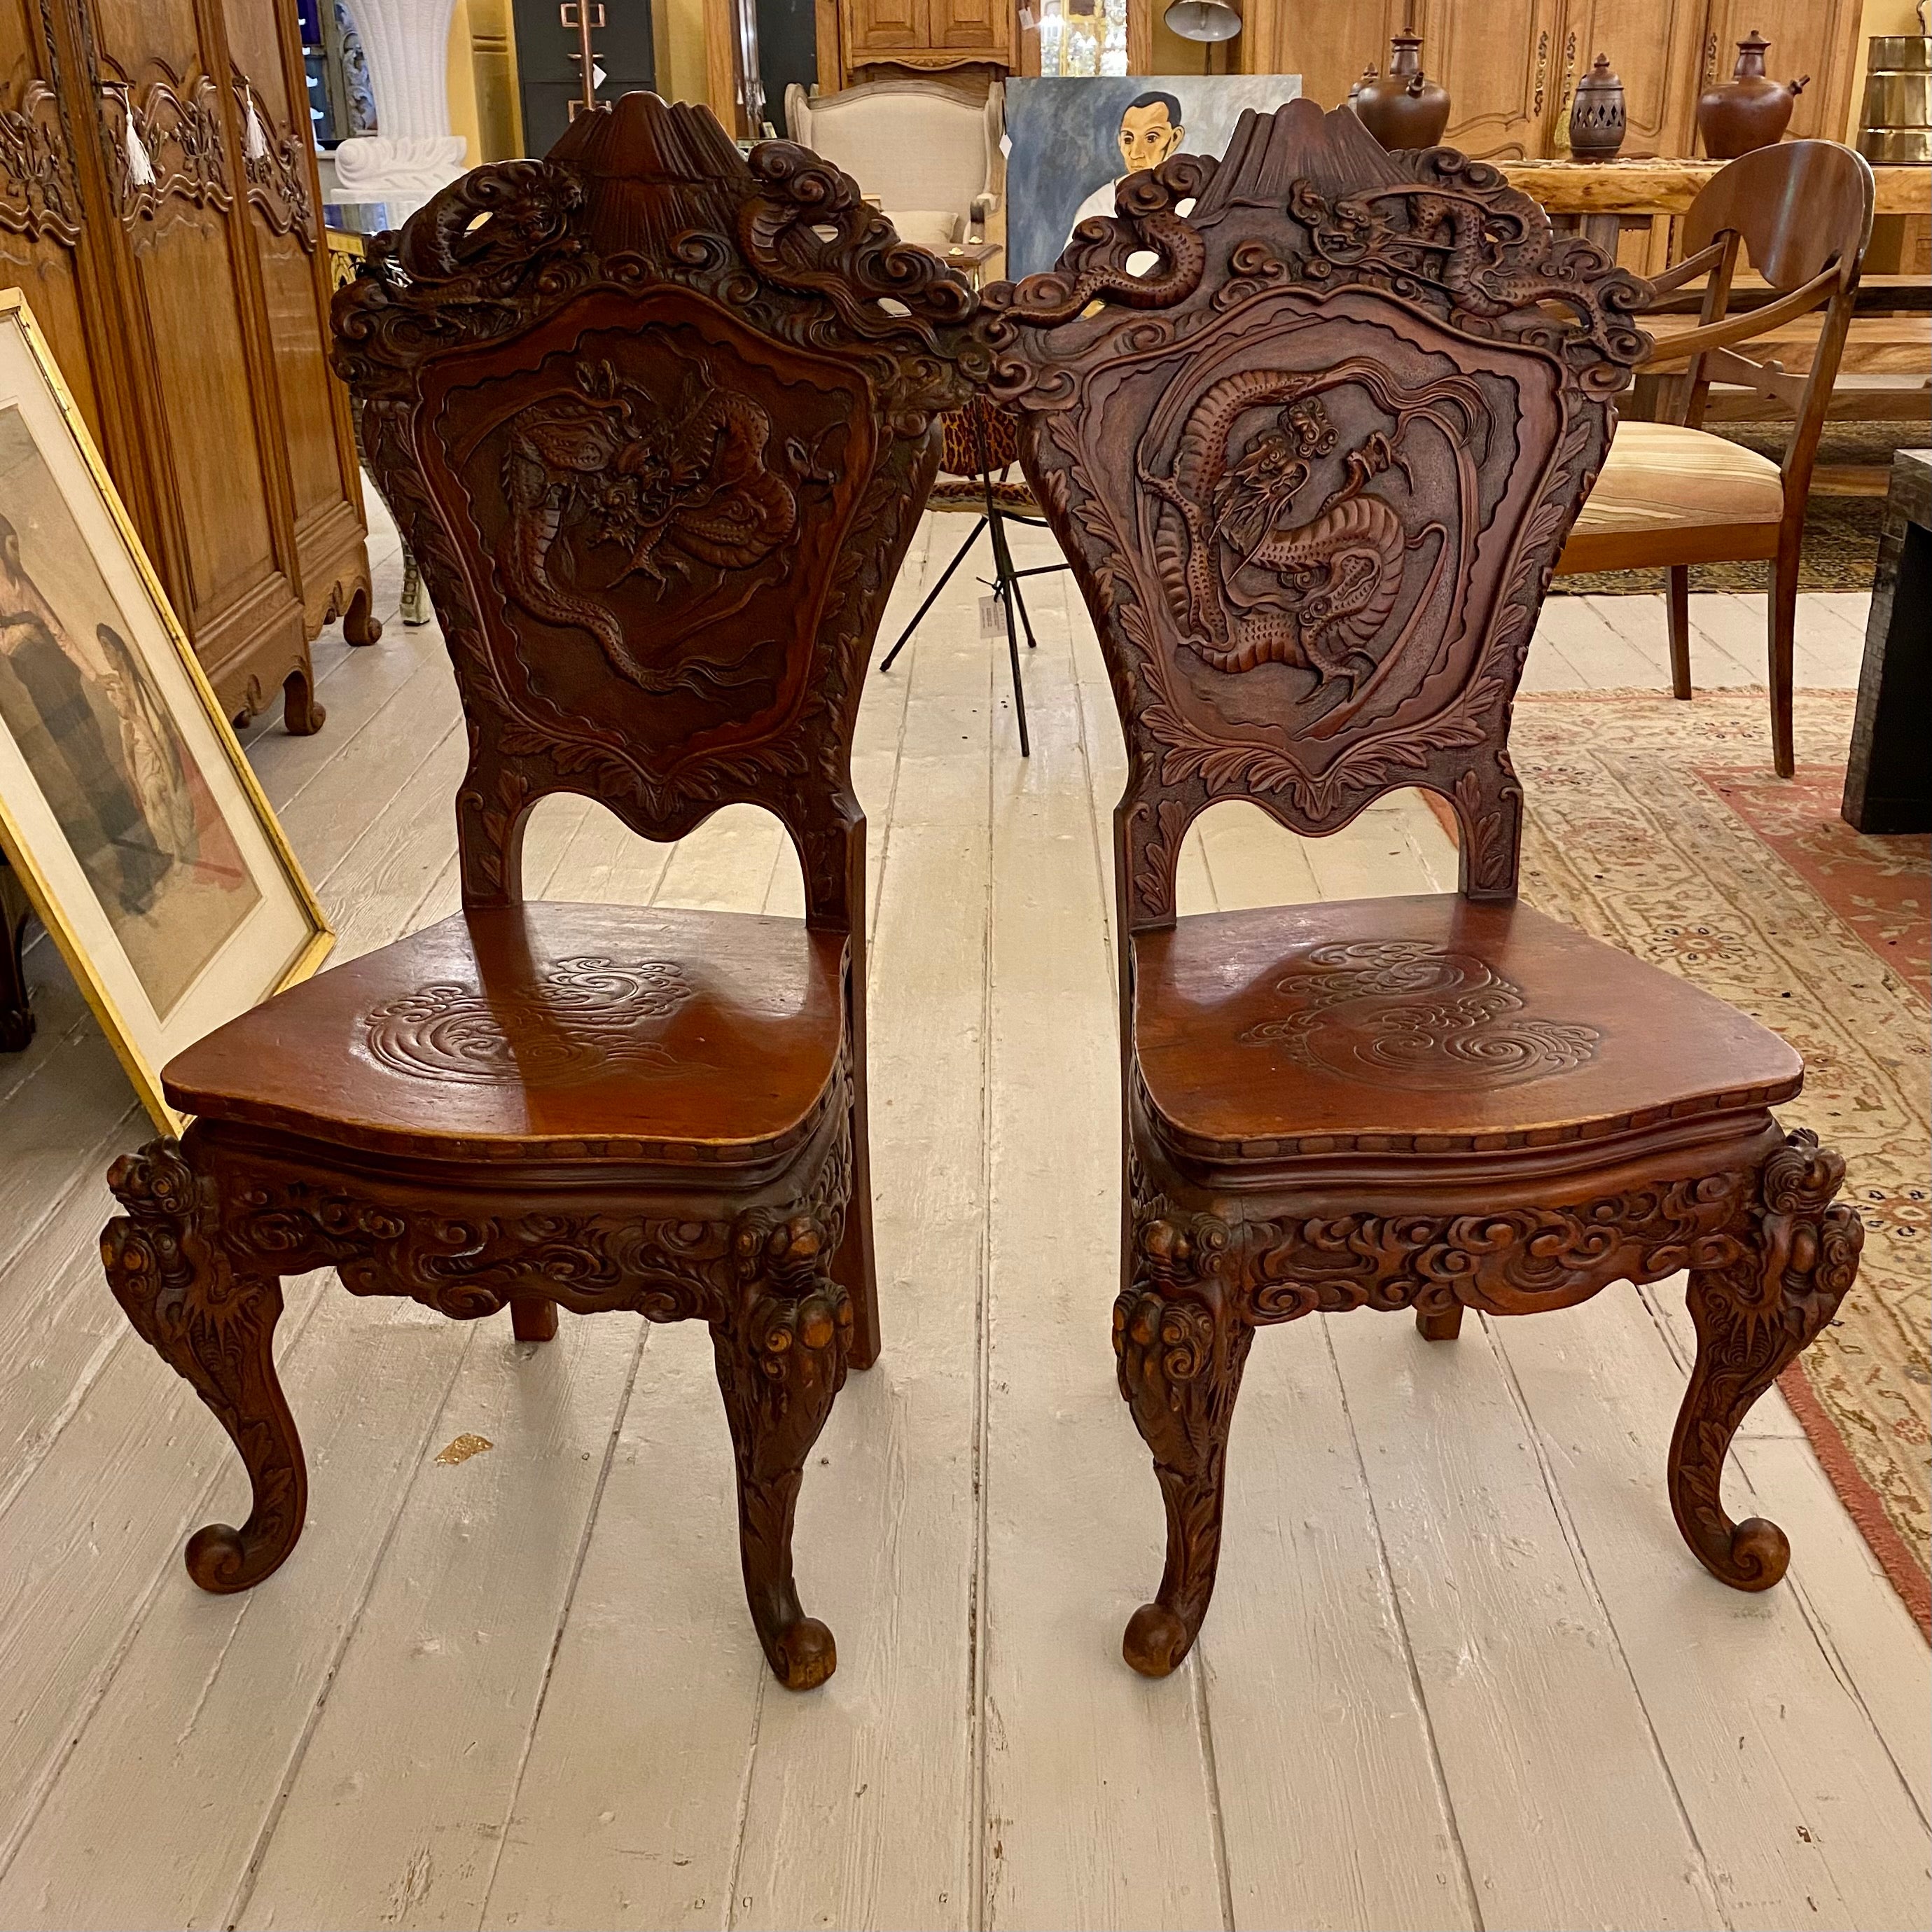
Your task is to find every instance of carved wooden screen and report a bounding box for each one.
[332,94,989,917]
[986,100,1647,923]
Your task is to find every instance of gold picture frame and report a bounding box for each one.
[0,288,333,1132]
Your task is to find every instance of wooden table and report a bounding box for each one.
[1501,158,1930,270]
[1843,449,1932,833]
[1502,158,1929,219]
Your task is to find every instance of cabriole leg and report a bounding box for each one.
[1113,1215,1252,1679]
[102,1139,307,1592]
[713,1212,853,1690]
[1669,1130,1863,1590]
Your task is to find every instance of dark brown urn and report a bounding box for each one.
[1355,32,1452,150]
[1697,32,1809,160]
[1569,54,1627,160]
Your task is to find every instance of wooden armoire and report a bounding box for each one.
[0,0,375,737]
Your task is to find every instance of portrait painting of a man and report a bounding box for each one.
[0,404,258,1017]
[1003,74,1304,283]
[1066,90,1190,239]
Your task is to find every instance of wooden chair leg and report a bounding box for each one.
[1113,1271,1253,1678]
[1416,1302,1464,1341]
[102,1139,308,1593]
[1668,1130,1861,1591]
[1767,541,1800,777]
[835,1085,881,1370]
[1667,564,1693,699]
[711,1214,853,1690]
[510,1297,558,1342]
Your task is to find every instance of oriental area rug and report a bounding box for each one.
[1508,688,1929,1630]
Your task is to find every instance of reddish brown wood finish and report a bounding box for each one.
[101,93,992,1690]
[987,99,1863,1678]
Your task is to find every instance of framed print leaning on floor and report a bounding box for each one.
[0,289,331,1131]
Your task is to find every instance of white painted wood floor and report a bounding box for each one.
[0,495,1925,1932]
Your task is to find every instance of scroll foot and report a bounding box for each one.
[714,1213,852,1689]
[103,1139,306,1592]
[1669,1130,1862,1590]
[1113,1211,1250,1678]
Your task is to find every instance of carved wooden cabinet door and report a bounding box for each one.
[1239,0,1408,118]
[217,0,367,645]
[0,0,368,734]
[0,0,121,447]
[80,0,308,723]
[845,0,930,62]
[929,0,1006,57]
[1550,0,1708,158]
[1408,0,1569,159]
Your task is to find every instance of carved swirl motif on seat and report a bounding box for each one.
[1236,940,1602,1090]
[361,957,695,1085]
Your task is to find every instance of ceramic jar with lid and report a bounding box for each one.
[1568,55,1627,160]
[1697,32,1809,160]
[1355,32,1451,151]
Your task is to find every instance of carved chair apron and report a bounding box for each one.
[985,99,1864,1678]
[99,94,992,1691]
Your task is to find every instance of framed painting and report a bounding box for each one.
[1003,74,1305,281]
[0,289,332,1131]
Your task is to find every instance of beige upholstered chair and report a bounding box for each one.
[1555,141,1875,777]
[784,78,1002,258]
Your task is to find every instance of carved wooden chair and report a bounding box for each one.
[1555,141,1875,777]
[987,101,1865,1679]
[99,95,989,1691]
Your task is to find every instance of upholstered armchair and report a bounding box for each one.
[785,78,1002,260]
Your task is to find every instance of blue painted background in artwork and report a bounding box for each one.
[1003,75,1305,282]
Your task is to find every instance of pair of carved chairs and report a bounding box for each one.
[102,95,1861,1691]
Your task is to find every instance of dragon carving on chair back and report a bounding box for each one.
[985,99,1648,921]
[331,94,994,915]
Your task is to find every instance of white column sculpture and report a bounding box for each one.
[331,0,468,224]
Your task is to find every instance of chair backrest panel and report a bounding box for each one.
[987,101,1648,924]
[333,95,989,919]
[1681,140,1874,293]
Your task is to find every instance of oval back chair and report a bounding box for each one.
[1555,140,1876,776]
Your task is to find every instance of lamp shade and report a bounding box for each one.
[1164,0,1242,43]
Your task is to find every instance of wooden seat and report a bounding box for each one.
[99,95,992,1693]
[1569,421,1784,551]
[1556,141,1876,776]
[994,99,1863,1681]
[1132,897,1800,1162]
[162,905,848,1165]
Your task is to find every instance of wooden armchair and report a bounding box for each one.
[1555,141,1876,777]
[98,95,989,1691]
[988,101,1864,1678]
